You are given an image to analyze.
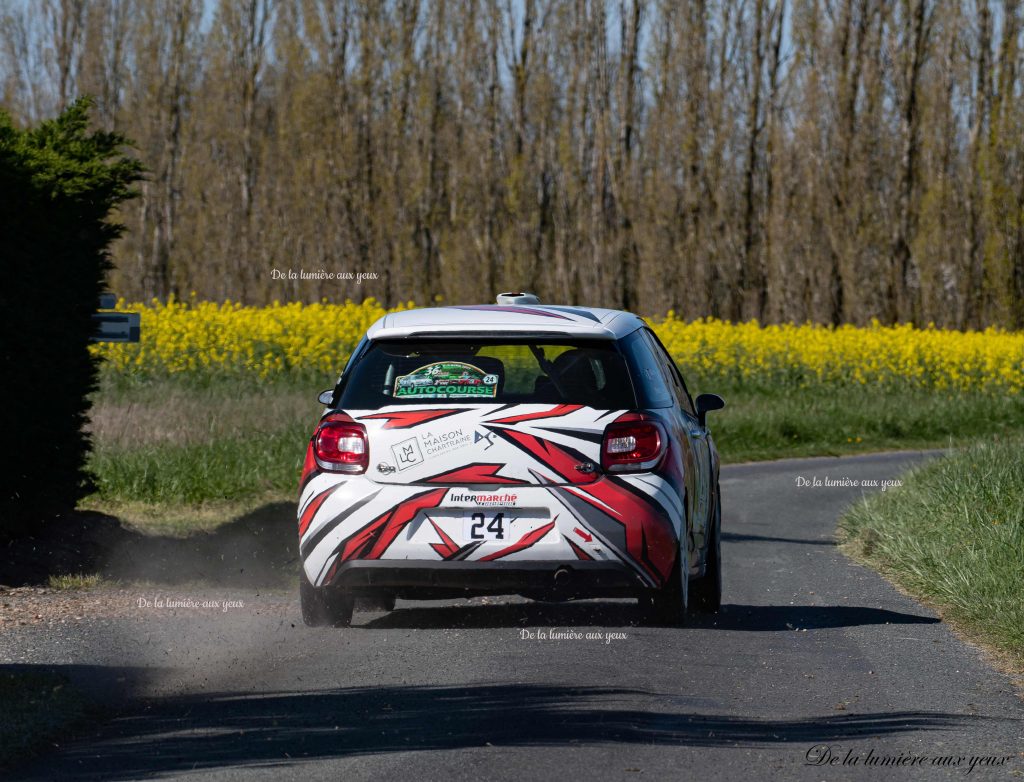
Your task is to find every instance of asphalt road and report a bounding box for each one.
[4,450,1022,781]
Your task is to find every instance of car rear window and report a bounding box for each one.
[337,339,639,409]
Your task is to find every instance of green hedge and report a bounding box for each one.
[0,99,141,537]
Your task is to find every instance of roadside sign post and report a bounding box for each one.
[91,294,140,343]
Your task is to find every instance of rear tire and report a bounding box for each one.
[300,573,355,627]
[691,484,722,614]
[642,543,689,626]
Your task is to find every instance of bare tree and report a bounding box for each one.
[5,0,1023,329]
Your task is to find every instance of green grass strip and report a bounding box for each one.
[839,437,1024,669]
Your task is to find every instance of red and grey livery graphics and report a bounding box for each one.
[358,408,463,430]
[420,462,528,486]
[297,403,683,588]
[539,476,679,587]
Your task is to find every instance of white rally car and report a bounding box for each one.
[298,293,725,626]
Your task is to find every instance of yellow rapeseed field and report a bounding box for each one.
[92,296,411,379]
[92,297,1024,393]
[655,313,1024,393]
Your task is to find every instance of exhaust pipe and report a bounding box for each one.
[553,567,571,586]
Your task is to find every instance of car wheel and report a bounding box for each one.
[641,521,689,627]
[691,484,722,613]
[300,573,355,627]
[649,550,689,625]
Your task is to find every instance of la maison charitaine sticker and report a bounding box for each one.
[394,361,499,399]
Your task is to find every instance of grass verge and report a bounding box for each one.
[0,671,91,769]
[84,377,319,531]
[838,437,1024,674]
[704,384,1024,463]
[88,433,307,505]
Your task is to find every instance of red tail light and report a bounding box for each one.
[601,414,666,473]
[313,420,369,473]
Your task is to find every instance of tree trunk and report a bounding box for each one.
[891,0,928,323]
[739,0,766,321]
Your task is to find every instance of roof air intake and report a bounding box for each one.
[496,292,541,305]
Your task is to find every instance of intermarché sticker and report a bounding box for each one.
[394,362,499,399]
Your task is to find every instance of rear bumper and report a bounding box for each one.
[327,559,649,600]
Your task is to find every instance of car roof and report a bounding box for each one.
[366,304,646,341]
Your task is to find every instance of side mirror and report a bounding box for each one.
[695,393,725,428]
[318,389,334,406]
